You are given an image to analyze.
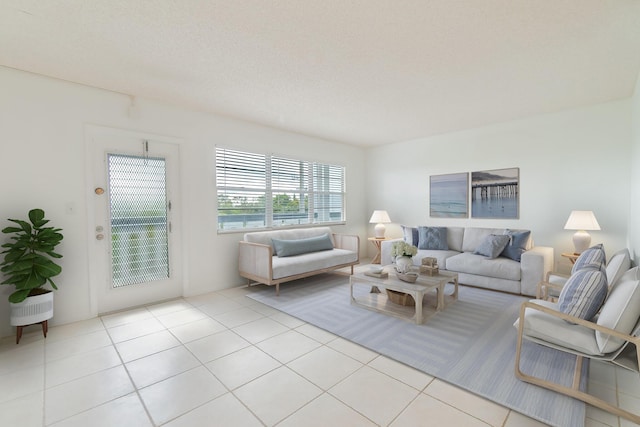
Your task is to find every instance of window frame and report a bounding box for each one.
[215,147,346,233]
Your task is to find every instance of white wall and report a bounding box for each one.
[629,73,640,265]
[0,67,367,338]
[366,100,633,274]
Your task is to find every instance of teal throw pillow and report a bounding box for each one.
[474,234,511,259]
[271,234,334,257]
[418,226,448,250]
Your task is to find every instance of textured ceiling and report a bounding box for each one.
[1,0,640,146]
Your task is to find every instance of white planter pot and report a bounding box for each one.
[10,292,54,326]
[395,256,414,274]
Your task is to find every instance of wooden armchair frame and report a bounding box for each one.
[515,300,640,424]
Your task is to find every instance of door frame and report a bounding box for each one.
[85,124,185,315]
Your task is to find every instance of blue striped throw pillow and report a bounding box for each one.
[558,269,608,321]
[571,244,606,275]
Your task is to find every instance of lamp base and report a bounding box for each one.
[572,230,591,254]
[374,223,386,238]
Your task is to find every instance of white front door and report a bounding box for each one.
[86,126,183,314]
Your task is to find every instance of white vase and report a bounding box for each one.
[395,256,413,274]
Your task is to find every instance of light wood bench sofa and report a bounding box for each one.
[238,227,360,294]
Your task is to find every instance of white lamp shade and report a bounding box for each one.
[369,210,391,224]
[564,211,601,254]
[564,210,601,231]
[369,210,391,238]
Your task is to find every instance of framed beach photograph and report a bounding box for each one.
[471,168,519,219]
[430,172,469,218]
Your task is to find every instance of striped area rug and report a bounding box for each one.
[247,273,587,427]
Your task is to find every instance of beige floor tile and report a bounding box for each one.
[146,299,193,316]
[0,364,44,404]
[44,365,134,425]
[100,307,153,328]
[163,392,263,427]
[212,307,265,328]
[45,329,112,360]
[206,346,281,390]
[0,339,44,376]
[48,392,152,427]
[617,366,640,398]
[46,317,105,342]
[183,291,227,307]
[185,329,250,363]
[269,311,306,328]
[232,317,290,344]
[295,323,338,343]
[257,330,321,364]
[589,360,617,388]
[390,393,487,427]
[278,393,377,427]
[327,337,378,363]
[425,379,508,427]
[0,390,43,427]
[126,345,200,388]
[198,298,244,317]
[168,317,227,344]
[217,286,254,298]
[288,346,363,390]
[587,404,620,427]
[619,392,640,424]
[156,307,208,329]
[106,317,166,343]
[234,366,322,426]
[329,365,419,426]
[139,366,226,425]
[369,355,434,391]
[46,345,121,387]
[115,329,181,362]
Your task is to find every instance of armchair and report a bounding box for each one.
[515,266,640,423]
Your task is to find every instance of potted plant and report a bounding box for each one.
[1,208,63,343]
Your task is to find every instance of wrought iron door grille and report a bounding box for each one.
[108,154,169,287]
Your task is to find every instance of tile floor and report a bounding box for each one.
[0,283,638,427]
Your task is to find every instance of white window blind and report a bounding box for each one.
[216,147,345,231]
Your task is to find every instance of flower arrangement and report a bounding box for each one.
[390,241,418,258]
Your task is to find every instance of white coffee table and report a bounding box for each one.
[350,267,458,324]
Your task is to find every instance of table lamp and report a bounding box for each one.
[564,210,601,254]
[369,210,391,238]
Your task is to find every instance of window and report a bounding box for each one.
[216,147,345,231]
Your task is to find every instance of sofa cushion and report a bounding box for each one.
[445,252,521,281]
[272,248,357,279]
[571,244,606,275]
[596,267,640,353]
[414,250,461,270]
[461,227,506,253]
[514,299,602,356]
[605,249,631,290]
[244,226,334,248]
[474,234,511,259]
[500,229,531,262]
[401,225,419,246]
[418,226,448,250]
[272,234,334,257]
[558,269,608,322]
[447,227,465,252]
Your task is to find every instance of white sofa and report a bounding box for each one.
[238,227,359,294]
[381,227,553,296]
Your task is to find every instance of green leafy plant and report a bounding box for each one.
[1,209,63,303]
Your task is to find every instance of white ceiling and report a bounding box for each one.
[2,1,640,147]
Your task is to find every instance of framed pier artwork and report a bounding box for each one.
[430,172,469,218]
[470,168,519,219]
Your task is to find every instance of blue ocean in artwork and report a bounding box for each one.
[471,197,518,218]
[430,174,468,218]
